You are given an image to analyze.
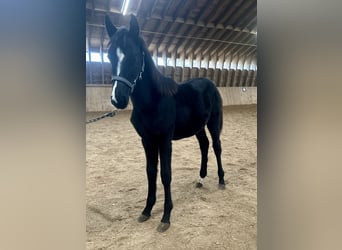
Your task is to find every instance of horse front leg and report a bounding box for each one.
[157,138,173,232]
[138,138,158,223]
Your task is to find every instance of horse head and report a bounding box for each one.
[105,15,144,109]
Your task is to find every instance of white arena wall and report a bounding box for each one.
[86,85,257,112]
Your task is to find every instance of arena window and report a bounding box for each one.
[90,52,101,62]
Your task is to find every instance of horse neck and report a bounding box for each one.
[140,45,177,95]
[142,47,164,87]
[130,51,160,110]
[131,41,177,110]
[131,47,163,102]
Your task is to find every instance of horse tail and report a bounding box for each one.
[217,89,223,133]
[208,84,223,135]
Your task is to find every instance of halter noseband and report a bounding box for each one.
[111,51,145,93]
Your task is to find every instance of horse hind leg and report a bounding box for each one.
[195,128,209,188]
[207,112,226,189]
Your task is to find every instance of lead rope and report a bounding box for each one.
[86,110,117,124]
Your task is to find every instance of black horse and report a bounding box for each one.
[105,15,225,232]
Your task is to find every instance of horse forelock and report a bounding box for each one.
[107,28,129,51]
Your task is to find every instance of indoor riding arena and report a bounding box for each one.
[86,0,257,249]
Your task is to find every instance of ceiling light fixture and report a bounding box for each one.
[121,0,130,15]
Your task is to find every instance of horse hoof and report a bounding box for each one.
[218,183,226,190]
[137,214,150,223]
[195,182,203,188]
[157,222,170,232]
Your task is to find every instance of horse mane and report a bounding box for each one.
[139,37,178,96]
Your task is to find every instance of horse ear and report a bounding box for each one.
[105,15,117,38]
[129,14,140,38]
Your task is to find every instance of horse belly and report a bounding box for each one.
[173,107,208,140]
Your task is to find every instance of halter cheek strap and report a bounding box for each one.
[111,51,145,93]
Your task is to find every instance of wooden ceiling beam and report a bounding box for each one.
[200,29,236,56]
[220,0,244,26]
[231,36,256,56]
[216,31,254,58]
[86,0,257,65]
[86,7,257,34]
[228,0,255,26]
[234,5,257,27]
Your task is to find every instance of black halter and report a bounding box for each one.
[111,51,145,93]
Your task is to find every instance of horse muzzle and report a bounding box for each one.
[111,95,128,109]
